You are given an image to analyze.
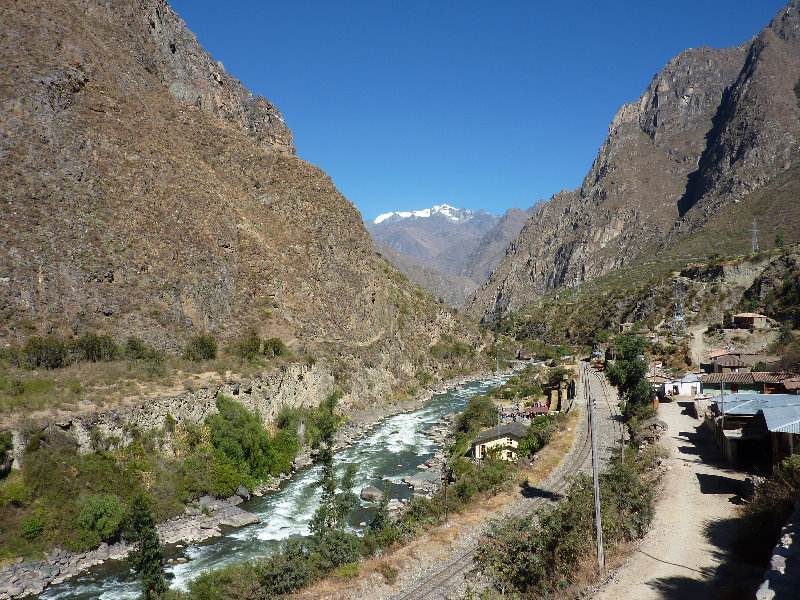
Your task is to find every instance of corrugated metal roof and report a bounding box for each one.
[763,405,800,434]
[701,373,755,384]
[714,394,800,416]
[733,312,768,318]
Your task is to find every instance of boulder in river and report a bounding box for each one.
[360,485,383,503]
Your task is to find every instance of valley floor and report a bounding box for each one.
[590,398,763,600]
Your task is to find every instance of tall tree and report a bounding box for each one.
[606,333,652,415]
[124,493,167,600]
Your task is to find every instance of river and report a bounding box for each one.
[37,373,510,600]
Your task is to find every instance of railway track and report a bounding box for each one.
[390,363,617,600]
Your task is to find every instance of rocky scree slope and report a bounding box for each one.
[466,1,800,321]
[0,0,483,396]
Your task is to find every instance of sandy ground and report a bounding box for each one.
[590,398,764,600]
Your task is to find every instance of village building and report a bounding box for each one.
[661,373,702,397]
[707,394,800,470]
[711,352,781,373]
[700,372,800,395]
[471,422,529,461]
[732,312,769,329]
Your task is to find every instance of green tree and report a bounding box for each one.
[308,391,357,537]
[775,230,785,248]
[606,334,651,414]
[124,493,166,600]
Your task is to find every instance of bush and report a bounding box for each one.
[21,336,69,369]
[229,329,261,362]
[256,539,312,595]
[475,459,657,595]
[18,515,45,540]
[262,337,288,358]
[72,332,118,362]
[519,414,560,456]
[308,529,364,574]
[75,493,125,547]
[185,335,217,361]
[454,396,497,434]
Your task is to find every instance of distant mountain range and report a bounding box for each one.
[366,204,537,305]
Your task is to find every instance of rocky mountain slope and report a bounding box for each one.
[372,241,477,307]
[0,0,485,398]
[466,1,800,322]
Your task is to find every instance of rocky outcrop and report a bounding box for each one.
[6,362,334,466]
[85,0,295,155]
[466,2,800,321]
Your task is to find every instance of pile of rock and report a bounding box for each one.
[636,417,669,447]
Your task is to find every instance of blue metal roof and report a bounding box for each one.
[763,405,800,434]
[713,393,800,433]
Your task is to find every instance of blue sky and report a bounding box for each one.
[169,1,786,221]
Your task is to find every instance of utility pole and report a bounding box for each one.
[589,390,605,572]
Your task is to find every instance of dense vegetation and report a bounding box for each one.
[474,456,658,597]
[158,372,581,600]
[0,394,333,560]
[605,333,653,418]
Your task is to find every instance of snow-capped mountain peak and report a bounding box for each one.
[373,204,468,225]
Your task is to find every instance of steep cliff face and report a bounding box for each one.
[677,2,800,223]
[0,0,481,368]
[466,2,800,321]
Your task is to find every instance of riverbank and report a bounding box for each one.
[0,365,518,600]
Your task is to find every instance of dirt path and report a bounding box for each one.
[590,398,763,600]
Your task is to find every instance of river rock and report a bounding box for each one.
[360,485,383,503]
[236,486,251,501]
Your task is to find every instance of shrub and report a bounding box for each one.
[262,337,288,358]
[229,330,260,362]
[72,332,118,362]
[0,432,12,478]
[475,459,656,595]
[21,336,69,369]
[379,562,399,584]
[308,529,364,574]
[75,493,126,547]
[454,396,497,434]
[18,515,45,540]
[256,539,312,595]
[184,334,217,361]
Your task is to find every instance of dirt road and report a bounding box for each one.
[590,398,763,600]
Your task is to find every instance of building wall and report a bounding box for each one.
[474,436,521,460]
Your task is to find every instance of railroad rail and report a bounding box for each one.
[390,362,618,600]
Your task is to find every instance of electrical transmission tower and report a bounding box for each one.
[673,278,685,333]
[751,219,759,254]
